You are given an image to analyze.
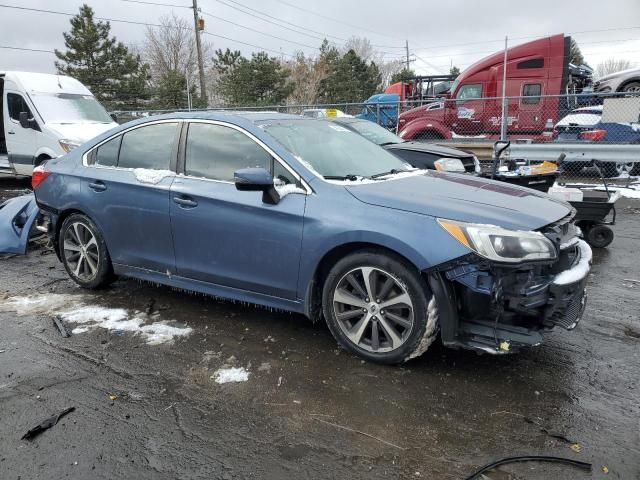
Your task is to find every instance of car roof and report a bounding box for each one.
[131,110,303,124]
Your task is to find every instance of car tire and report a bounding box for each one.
[59,213,115,289]
[621,81,640,93]
[585,224,614,248]
[600,162,619,178]
[322,250,438,364]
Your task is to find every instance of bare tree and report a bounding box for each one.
[596,58,635,78]
[283,52,329,105]
[143,13,211,86]
[344,36,377,62]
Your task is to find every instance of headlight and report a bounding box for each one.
[437,218,557,263]
[434,157,465,172]
[59,139,81,153]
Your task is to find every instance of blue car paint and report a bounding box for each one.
[32,111,572,317]
[597,122,640,143]
[0,194,39,254]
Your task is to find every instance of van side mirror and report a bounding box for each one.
[19,111,35,129]
[234,167,280,205]
[110,113,118,123]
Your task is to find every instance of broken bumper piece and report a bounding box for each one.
[431,239,592,354]
[0,194,40,255]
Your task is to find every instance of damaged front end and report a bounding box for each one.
[0,194,42,255]
[429,214,591,354]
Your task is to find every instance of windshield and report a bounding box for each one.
[342,120,403,146]
[262,119,411,178]
[30,92,113,124]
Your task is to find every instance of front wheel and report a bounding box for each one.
[322,250,438,364]
[59,214,115,289]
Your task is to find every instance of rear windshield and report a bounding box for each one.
[30,92,113,124]
[340,120,403,146]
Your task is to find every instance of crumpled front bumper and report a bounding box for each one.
[428,239,592,354]
[0,194,40,255]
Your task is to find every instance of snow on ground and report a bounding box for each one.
[211,367,250,384]
[1,293,192,345]
[133,169,175,184]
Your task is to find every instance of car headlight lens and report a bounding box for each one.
[434,157,465,172]
[59,139,81,153]
[437,218,557,263]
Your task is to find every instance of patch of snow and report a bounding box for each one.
[211,367,249,384]
[1,294,192,345]
[553,240,592,286]
[406,296,439,361]
[275,183,306,198]
[133,169,175,184]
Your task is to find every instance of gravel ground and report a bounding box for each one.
[0,183,638,480]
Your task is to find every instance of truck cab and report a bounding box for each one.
[0,71,117,176]
[397,35,592,141]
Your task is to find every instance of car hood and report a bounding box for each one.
[597,67,640,83]
[385,142,473,158]
[47,122,118,143]
[345,172,571,231]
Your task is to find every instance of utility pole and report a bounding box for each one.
[500,36,508,141]
[192,0,207,105]
[405,40,410,71]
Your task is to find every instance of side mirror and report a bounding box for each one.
[19,111,34,129]
[110,113,118,123]
[234,167,280,205]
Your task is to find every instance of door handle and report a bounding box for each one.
[7,131,15,135]
[173,196,198,208]
[88,181,107,192]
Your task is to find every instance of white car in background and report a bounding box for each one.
[594,67,640,93]
[302,108,352,119]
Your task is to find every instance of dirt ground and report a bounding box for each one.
[0,181,638,479]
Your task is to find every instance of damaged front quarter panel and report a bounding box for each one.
[427,238,591,355]
[0,194,40,255]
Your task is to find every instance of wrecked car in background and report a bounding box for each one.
[19,112,591,364]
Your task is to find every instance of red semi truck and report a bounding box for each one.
[397,34,592,141]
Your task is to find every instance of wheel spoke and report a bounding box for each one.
[64,241,82,252]
[385,311,412,330]
[346,273,368,300]
[72,223,84,246]
[85,236,97,249]
[336,308,365,322]
[334,288,367,308]
[378,316,402,348]
[377,277,395,301]
[360,267,376,301]
[84,252,97,274]
[380,292,412,310]
[347,314,372,345]
[371,321,380,351]
[74,254,84,276]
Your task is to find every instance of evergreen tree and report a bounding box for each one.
[319,49,381,103]
[55,4,149,110]
[391,68,416,84]
[449,65,461,76]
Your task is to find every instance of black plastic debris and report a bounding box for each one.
[21,407,75,440]
[52,316,71,338]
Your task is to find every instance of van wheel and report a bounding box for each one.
[59,214,115,289]
[322,250,438,364]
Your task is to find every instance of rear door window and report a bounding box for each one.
[95,135,121,167]
[185,123,271,182]
[118,123,178,170]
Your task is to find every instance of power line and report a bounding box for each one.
[0,45,55,54]
[0,3,297,58]
[270,0,405,45]
[118,0,191,7]
[212,0,348,44]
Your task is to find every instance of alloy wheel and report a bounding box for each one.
[63,221,100,281]
[332,267,414,353]
[615,161,635,176]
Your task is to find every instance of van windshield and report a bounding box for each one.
[29,92,113,124]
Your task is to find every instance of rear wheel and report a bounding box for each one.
[60,214,114,288]
[322,250,438,364]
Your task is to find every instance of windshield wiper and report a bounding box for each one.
[323,174,363,181]
[370,169,408,179]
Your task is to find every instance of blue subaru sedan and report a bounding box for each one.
[31,112,591,364]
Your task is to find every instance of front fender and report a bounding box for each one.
[398,118,452,140]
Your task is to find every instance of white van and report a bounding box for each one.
[0,71,118,176]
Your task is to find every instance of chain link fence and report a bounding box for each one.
[111,92,640,190]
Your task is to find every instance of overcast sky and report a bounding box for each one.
[1,0,639,76]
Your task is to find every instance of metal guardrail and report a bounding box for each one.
[506,142,640,163]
